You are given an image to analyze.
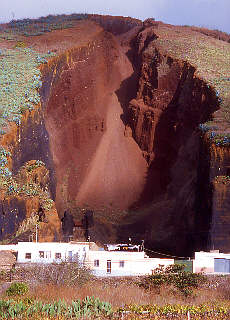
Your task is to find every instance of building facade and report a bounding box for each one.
[0,241,175,276]
[193,251,230,273]
[16,242,90,265]
[85,250,174,277]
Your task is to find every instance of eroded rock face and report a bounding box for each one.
[120,29,219,255]
[0,108,61,242]
[1,16,228,254]
[208,146,230,251]
[41,29,147,219]
[0,198,26,240]
[88,14,142,35]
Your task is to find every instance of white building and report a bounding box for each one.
[0,241,175,276]
[16,242,91,265]
[85,250,174,277]
[193,251,230,274]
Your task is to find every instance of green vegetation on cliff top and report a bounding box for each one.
[0,13,88,40]
[155,27,230,102]
[152,26,230,143]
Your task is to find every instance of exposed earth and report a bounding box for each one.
[0,14,230,256]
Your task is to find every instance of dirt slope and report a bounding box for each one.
[76,92,146,209]
[41,23,147,217]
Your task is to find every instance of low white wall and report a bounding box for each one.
[0,244,18,252]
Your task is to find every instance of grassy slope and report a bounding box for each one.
[153,24,230,138]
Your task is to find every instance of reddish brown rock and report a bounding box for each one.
[1,15,230,256]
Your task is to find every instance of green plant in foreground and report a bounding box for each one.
[5,282,29,297]
[0,296,112,319]
[119,303,230,319]
[138,264,206,296]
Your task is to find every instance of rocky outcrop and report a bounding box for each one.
[119,27,220,255]
[40,27,147,229]
[1,15,230,255]
[88,14,142,35]
[0,108,61,242]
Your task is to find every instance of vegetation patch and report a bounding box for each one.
[0,296,112,319]
[0,48,56,214]
[0,14,88,41]
[0,47,54,129]
[199,124,230,146]
[138,264,206,297]
[5,282,29,297]
[18,262,94,287]
[119,303,230,319]
[154,26,230,141]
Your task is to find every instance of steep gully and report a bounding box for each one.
[41,24,218,255]
[1,21,227,255]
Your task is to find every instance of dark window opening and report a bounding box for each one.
[39,251,44,258]
[119,261,125,268]
[94,259,99,267]
[107,260,111,273]
[25,253,31,259]
[55,252,61,259]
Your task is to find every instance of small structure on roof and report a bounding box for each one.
[104,243,141,251]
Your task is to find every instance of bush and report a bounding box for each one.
[138,264,206,296]
[19,262,93,287]
[14,41,26,48]
[6,282,29,296]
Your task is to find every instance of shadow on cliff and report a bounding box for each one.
[115,56,218,255]
[115,48,139,124]
[116,103,214,255]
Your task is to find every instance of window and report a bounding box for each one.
[94,259,99,267]
[45,251,51,259]
[25,253,31,259]
[68,251,73,262]
[119,261,125,268]
[39,251,44,258]
[107,260,111,273]
[55,252,61,259]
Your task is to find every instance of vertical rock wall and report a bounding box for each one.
[123,29,219,255]
[209,145,230,251]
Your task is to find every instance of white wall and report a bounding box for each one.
[85,250,174,277]
[17,242,90,265]
[193,251,230,273]
[0,244,18,252]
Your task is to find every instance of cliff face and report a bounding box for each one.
[116,26,219,255]
[40,26,147,220]
[88,14,142,35]
[0,108,61,242]
[1,15,230,254]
